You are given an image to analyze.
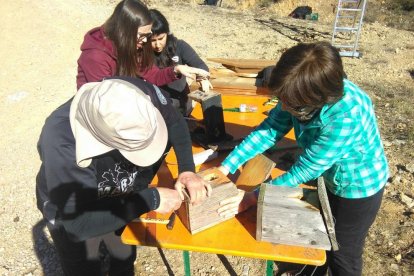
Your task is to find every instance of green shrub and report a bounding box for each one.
[392,0,414,11]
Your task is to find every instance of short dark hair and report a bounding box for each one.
[268,41,345,109]
[104,0,153,77]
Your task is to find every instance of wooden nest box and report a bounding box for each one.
[177,167,238,234]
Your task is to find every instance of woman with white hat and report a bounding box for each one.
[36,77,211,275]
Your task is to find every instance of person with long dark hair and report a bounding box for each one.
[76,0,209,90]
[149,9,212,115]
[76,0,209,202]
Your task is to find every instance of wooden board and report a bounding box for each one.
[208,58,276,74]
[317,177,339,250]
[177,167,239,234]
[236,154,275,188]
[257,184,332,250]
[209,77,270,95]
[210,67,258,78]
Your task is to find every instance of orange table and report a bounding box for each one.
[121,94,326,275]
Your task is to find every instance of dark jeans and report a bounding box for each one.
[47,223,136,276]
[276,187,384,276]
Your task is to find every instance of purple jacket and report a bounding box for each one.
[76,26,178,90]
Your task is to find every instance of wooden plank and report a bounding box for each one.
[257,183,332,250]
[236,154,275,187]
[317,177,339,250]
[188,182,237,232]
[190,74,270,96]
[210,67,258,79]
[260,207,330,250]
[207,58,275,69]
[210,77,270,95]
[177,167,239,234]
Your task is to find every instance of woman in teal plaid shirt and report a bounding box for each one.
[217,42,388,276]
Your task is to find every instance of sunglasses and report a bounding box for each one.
[137,32,152,42]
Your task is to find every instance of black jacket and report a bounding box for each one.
[36,77,194,241]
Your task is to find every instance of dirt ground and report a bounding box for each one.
[0,0,413,275]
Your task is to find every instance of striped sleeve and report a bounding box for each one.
[272,113,360,187]
[221,103,292,174]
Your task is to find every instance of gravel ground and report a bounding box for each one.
[0,0,413,275]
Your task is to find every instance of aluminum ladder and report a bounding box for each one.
[331,0,368,58]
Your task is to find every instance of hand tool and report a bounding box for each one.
[132,217,169,224]
[166,212,177,230]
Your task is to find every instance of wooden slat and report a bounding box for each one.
[236,154,275,187]
[210,77,270,96]
[210,67,258,78]
[317,177,339,250]
[208,58,276,69]
[177,167,239,234]
[189,182,237,233]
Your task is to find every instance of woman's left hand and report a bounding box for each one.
[175,171,212,205]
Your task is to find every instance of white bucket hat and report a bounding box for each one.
[69,79,168,168]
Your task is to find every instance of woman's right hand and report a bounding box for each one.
[155,187,182,214]
[174,65,210,80]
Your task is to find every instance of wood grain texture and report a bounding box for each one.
[236,154,275,187]
[257,184,331,250]
[317,177,339,250]
[207,58,275,70]
[177,167,239,234]
[209,77,269,95]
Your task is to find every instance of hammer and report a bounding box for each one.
[133,212,177,230]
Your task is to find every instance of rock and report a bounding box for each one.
[405,162,414,173]
[394,254,402,262]
[390,263,399,271]
[392,175,401,184]
[393,139,406,146]
[383,140,392,147]
[400,193,414,208]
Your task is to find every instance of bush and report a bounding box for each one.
[392,0,414,11]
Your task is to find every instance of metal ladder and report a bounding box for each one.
[331,0,368,58]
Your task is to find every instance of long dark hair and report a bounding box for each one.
[103,0,153,77]
[268,41,345,109]
[149,9,178,68]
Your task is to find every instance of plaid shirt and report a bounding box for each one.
[222,79,389,198]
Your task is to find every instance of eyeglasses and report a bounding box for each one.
[137,32,152,42]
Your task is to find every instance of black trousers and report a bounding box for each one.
[47,223,136,276]
[276,187,384,276]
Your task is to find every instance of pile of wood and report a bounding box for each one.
[190,58,276,96]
